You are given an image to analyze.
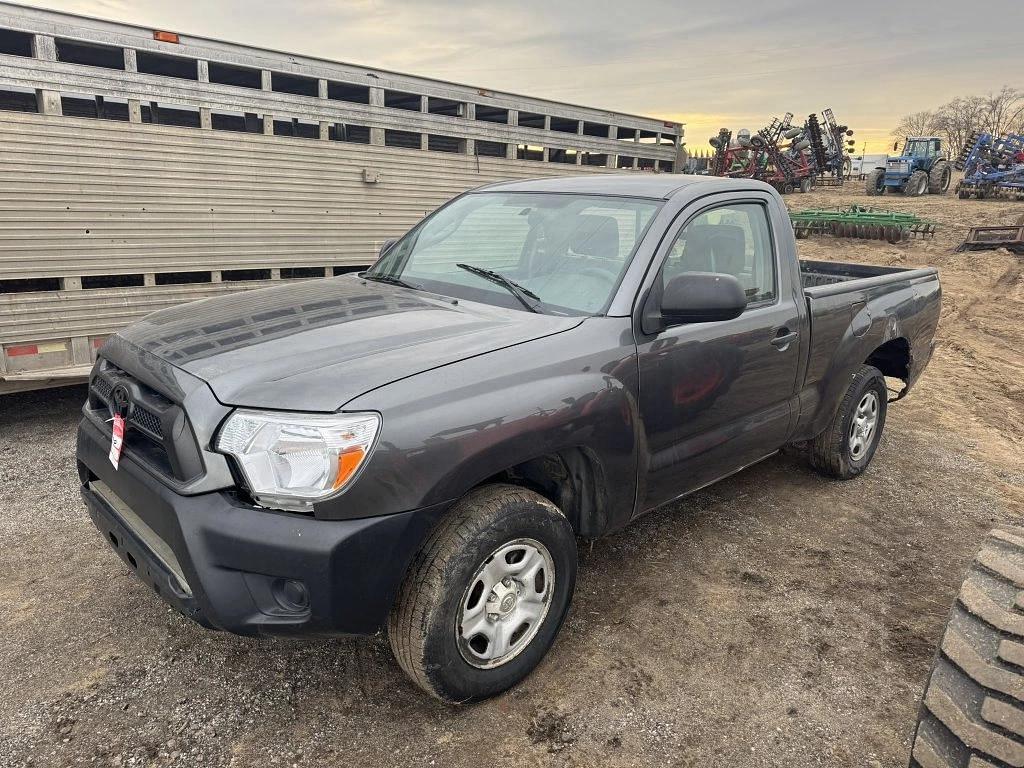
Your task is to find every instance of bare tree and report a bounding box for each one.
[980,86,1024,135]
[892,110,938,139]
[892,87,1024,156]
[932,96,988,156]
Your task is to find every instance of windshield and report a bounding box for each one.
[904,139,933,158]
[366,192,661,315]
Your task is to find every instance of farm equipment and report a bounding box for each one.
[806,108,855,186]
[955,225,1024,254]
[790,205,937,243]
[708,109,853,194]
[954,132,1024,200]
[865,137,952,197]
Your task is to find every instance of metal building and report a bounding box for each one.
[0,1,684,393]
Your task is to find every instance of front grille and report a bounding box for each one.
[130,403,164,438]
[90,369,165,438]
[87,359,202,482]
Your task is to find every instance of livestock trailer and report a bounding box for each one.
[0,1,684,393]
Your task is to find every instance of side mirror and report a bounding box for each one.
[379,238,399,257]
[660,272,747,325]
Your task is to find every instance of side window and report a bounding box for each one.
[662,203,776,305]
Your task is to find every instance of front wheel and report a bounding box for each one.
[808,365,888,479]
[905,170,929,196]
[928,161,952,194]
[865,168,885,196]
[388,484,577,702]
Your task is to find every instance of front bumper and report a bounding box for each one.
[77,417,449,636]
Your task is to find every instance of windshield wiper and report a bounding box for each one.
[361,272,421,290]
[455,264,542,313]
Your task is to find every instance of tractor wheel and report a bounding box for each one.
[865,169,885,196]
[904,170,929,197]
[928,162,952,194]
[800,177,813,194]
[909,525,1024,768]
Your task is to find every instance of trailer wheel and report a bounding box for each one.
[800,177,813,193]
[909,525,1024,767]
[783,182,795,195]
[808,365,887,480]
[388,484,577,702]
[866,169,885,196]
[905,170,929,197]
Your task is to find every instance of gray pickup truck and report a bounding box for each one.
[77,175,940,701]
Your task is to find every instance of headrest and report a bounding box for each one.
[570,215,620,260]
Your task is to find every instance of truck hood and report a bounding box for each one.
[117,275,583,412]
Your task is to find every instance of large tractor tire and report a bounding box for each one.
[866,169,886,196]
[929,162,952,194]
[905,170,930,197]
[910,525,1024,767]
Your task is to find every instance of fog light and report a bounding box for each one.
[272,578,310,612]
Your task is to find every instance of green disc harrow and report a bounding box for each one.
[790,205,937,244]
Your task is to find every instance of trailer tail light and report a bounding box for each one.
[7,341,68,356]
[153,30,180,44]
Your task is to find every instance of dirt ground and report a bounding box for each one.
[0,182,1021,768]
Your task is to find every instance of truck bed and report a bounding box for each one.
[800,259,937,297]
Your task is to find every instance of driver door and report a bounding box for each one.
[635,196,803,512]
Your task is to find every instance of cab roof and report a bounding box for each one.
[479,174,762,200]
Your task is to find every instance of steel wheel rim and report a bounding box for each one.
[849,391,879,460]
[456,538,555,669]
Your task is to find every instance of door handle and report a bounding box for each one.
[771,329,799,350]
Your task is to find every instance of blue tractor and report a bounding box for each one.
[866,137,952,197]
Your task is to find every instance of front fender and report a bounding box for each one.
[317,318,641,530]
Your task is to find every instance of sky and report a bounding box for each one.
[18,0,1024,154]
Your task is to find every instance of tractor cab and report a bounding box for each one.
[867,136,951,197]
[902,137,942,160]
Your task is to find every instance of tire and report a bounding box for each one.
[905,170,929,196]
[929,161,952,194]
[866,169,886,196]
[783,182,795,195]
[808,364,887,480]
[909,525,1024,767]
[800,177,813,193]
[388,484,577,702]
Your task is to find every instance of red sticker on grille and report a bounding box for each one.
[109,414,125,469]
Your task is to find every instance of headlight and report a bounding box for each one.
[215,410,380,511]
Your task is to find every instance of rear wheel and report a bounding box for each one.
[929,161,952,194]
[388,484,577,702]
[910,526,1024,767]
[866,169,886,196]
[808,364,887,480]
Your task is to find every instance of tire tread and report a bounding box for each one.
[911,525,1024,767]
